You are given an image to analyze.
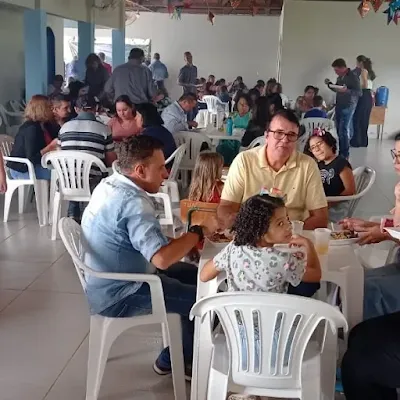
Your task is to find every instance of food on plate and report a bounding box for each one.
[209,231,232,243]
[330,230,358,240]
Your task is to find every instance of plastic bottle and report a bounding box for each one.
[226,117,233,136]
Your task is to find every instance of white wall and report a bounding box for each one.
[122,13,280,101]
[281,0,400,136]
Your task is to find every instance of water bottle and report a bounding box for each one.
[226,117,233,136]
[375,86,389,107]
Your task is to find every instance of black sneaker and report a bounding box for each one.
[153,359,192,382]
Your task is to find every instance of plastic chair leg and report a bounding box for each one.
[161,322,169,348]
[34,180,49,226]
[167,314,187,400]
[18,185,25,214]
[51,192,61,240]
[86,317,113,400]
[3,184,18,222]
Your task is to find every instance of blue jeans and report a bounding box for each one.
[99,262,197,367]
[10,165,51,180]
[335,104,357,158]
[364,262,400,320]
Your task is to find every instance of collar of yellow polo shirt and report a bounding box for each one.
[221,145,327,221]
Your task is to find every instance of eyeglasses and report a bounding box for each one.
[309,141,324,152]
[391,149,400,162]
[268,129,298,142]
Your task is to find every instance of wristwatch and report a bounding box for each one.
[189,225,204,241]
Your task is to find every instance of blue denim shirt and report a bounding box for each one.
[81,172,169,315]
[161,101,188,134]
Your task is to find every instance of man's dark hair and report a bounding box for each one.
[332,58,347,68]
[119,136,164,172]
[54,74,64,82]
[129,48,145,60]
[394,132,400,142]
[313,95,324,108]
[257,79,265,86]
[179,93,197,102]
[51,94,70,104]
[270,108,300,128]
[75,94,97,110]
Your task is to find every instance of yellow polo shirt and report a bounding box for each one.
[221,145,327,221]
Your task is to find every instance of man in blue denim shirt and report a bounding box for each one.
[81,136,217,378]
[326,58,361,158]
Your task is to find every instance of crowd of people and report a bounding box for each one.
[2,47,399,400]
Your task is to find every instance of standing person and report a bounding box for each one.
[98,52,112,75]
[148,53,169,90]
[325,58,361,159]
[104,48,156,104]
[178,52,198,122]
[351,55,376,148]
[84,53,110,98]
[80,135,218,379]
[303,96,328,119]
[66,56,79,81]
[58,94,117,222]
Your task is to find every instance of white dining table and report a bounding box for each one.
[202,128,243,150]
[190,234,364,400]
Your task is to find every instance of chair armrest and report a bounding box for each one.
[85,268,167,316]
[4,156,36,180]
[326,194,362,202]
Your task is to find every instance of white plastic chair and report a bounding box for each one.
[58,217,187,400]
[0,105,23,137]
[1,134,49,225]
[202,95,229,129]
[9,100,25,113]
[248,136,265,149]
[173,131,212,188]
[163,144,187,203]
[190,292,347,400]
[298,118,338,153]
[326,166,376,218]
[148,191,177,237]
[42,151,108,240]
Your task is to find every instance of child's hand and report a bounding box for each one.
[0,178,6,194]
[289,235,313,249]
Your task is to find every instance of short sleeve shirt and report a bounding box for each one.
[318,156,351,197]
[221,145,328,221]
[213,243,305,293]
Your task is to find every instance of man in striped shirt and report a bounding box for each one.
[58,94,117,222]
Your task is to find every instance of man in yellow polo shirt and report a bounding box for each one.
[218,109,328,230]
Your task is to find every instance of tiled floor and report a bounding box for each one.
[0,138,396,400]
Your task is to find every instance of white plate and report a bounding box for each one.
[205,237,231,250]
[384,227,400,240]
[329,237,359,246]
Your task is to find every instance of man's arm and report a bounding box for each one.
[345,72,362,98]
[303,207,328,230]
[103,73,115,99]
[217,200,241,230]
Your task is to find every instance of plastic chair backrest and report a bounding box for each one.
[148,191,174,227]
[58,217,87,289]
[9,100,24,113]
[301,118,334,135]
[166,143,187,181]
[349,166,376,216]
[190,292,347,393]
[180,199,218,226]
[202,95,224,113]
[173,131,211,169]
[0,134,14,157]
[42,150,107,199]
[248,136,265,149]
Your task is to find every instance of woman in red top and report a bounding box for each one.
[108,95,141,142]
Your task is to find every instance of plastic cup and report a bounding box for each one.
[291,220,304,235]
[314,228,331,255]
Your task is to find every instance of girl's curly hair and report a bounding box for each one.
[232,194,285,247]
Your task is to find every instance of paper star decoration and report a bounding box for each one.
[371,0,384,12]
[358,1,371,17]
[207,10,215,25]
[383,0,400,24]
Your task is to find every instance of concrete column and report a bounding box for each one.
[112,29,125,68]
[77,21,94,81]
[24,9,47,100]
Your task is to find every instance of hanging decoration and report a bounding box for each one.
[183,0,192,8]
[383,0,400,24]
[207,10,215,25]
[371,0,384,12]
[357,0,371,17]
[250,0,259,15]
[171,5,183,19]
[167,0,174,14]
[230,0,241,9]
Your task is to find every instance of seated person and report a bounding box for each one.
[341,312,400,400]
[51,94,71,129]
[58,94,117,222]
[205,74,216,95]
[7,95,58,181]
[161,93,198,134]
[218,109,328,233]
[217,85,230,104]
[48,74,64,97]
[202,193,321,296]
[241,93,284,147]
[81,136,217,378]
[307,130,355,222]
[188,152,224,203]
[108,95,141,142]
[156,87,172,114]
[295,85,317,114]
[136,102,177,162]
[248,88,261,106]
[304,95,328,119]
[228,76,248,95]
[217,93,252,166]
[339,133,400,320]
